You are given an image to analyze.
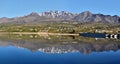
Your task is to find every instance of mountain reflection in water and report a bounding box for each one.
[0,34,120,54]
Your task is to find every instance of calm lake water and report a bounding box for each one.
[0,34,120,64]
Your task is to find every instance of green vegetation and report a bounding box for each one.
[0,22,120,34]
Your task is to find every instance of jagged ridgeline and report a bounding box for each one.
[0,11,120,24]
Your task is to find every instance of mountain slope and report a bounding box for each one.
[0,11,120,24]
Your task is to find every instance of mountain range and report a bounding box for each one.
[0,11,120,24]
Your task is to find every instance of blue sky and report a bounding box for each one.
[0,0,120,18]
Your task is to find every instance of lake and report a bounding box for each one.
[0,34,120,64]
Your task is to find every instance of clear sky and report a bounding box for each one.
[0,0,120,18]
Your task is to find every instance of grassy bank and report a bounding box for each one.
[0,22,120,34]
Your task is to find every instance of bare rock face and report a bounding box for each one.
[73,11,120,23]
[73,11,93,22]
[39,11,77,20]
[0,11,120,24]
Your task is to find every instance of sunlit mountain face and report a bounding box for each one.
[0,11,120,24]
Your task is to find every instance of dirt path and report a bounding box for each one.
[0,32,79,36]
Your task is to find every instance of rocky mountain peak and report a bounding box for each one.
[0,11,120,24]
[38,10,77,20]
[28,12,40,17]
[81,11,92,15]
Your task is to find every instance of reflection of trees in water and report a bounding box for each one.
[0,34,120,54]
[0,38,120,54]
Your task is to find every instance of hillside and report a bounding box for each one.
[0,11,120,24]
